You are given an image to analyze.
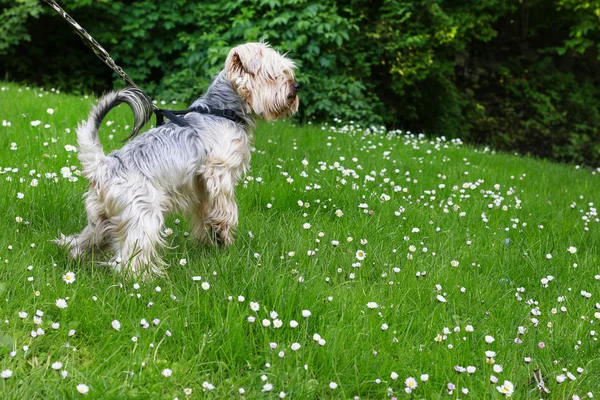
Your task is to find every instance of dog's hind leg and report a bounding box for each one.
[56,221,107,259]
[109,199,166,280]
[54,192,109,258]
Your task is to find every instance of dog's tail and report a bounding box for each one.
[77,87,154,177]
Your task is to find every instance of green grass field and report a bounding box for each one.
[0,82,599,399]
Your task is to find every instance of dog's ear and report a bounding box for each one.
[226,44,263,77]
[225,43,266,102]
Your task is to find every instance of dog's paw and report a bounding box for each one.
[213,228,234,247]
[206,226,234,247]
[53,234,86,259]
[52,233,74,247]
[217,230,235,247]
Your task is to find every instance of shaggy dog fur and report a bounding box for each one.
[55,42,299,279]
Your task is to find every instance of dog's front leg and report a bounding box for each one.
[200,158,239,246]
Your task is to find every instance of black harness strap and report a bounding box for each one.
[154,106,245,127]
[154,109,186,127]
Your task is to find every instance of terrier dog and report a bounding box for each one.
[56,42,299,279]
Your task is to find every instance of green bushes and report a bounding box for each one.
[1,0,599,165]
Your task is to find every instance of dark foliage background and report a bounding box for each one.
[1,0,599,166]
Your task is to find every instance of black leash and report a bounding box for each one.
[42,0,141,90]
[43,0,244,131]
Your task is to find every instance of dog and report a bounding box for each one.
[55,42,299,279]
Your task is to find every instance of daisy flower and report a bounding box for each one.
[355,250,366,260]
[76,384,89,395]
[63,271,76,284]
[1,370,13,379]
[262,383,273,392]
[496,380,514,396]
[405,377,418,392]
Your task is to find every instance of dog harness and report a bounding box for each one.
[153,106,245,127]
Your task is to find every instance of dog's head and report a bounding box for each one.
[225,42,299,120]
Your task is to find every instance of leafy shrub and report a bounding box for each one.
[1,0,599,165]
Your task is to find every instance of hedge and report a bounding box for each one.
[1,0,599,166]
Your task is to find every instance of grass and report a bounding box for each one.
[0,81,599,399]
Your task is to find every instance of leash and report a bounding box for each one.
[42,0,244,132]
[42,0,141,90]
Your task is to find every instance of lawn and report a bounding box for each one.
[0,82,599,399]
